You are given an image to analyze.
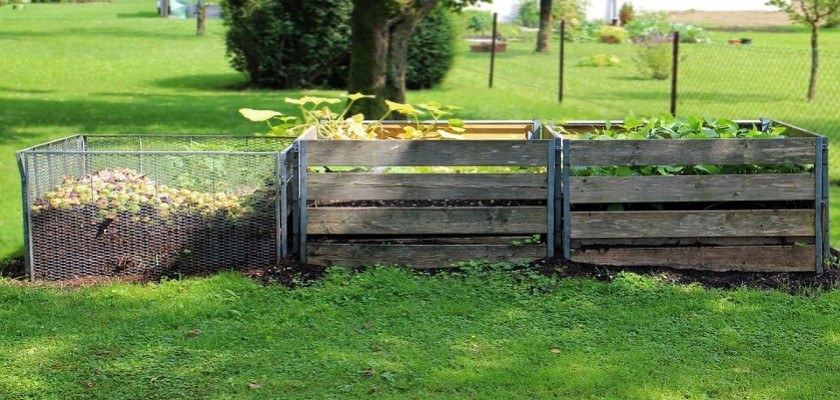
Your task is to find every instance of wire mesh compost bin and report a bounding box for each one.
[17,135,297,280]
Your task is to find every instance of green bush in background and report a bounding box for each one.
[406,4,456,90]
[220,0,455,90]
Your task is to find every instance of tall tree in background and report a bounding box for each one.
[767,0,840,100]
[535,0,552,52]
[348,0,483,117]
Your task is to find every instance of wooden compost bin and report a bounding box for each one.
[297,121,554,268]
[552,121,829,273]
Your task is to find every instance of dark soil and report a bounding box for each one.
[540,258,840,295]
[8,250,840,295]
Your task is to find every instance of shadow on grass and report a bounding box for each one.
[116,11,159,19]
[2,268,840,398]
[151,73,250,91]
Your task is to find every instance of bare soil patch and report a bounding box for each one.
[666,10,793,28]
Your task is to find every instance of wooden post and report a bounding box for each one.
[670,31,679,116]
[558,19,565,102]
[489,12,497,89]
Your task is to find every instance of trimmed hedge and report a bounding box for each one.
[406,4,456,90]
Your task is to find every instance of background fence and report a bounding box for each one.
[465,30,840,177]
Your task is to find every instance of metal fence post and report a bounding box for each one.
[489,12,497,88]
[559,19,565,102]
[671,31,679,116]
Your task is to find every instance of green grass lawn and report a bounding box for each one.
[3,267,840,399]
[2,1,840,257]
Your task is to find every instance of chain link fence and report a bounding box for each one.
[17,135,296,280]
[466,34,840,178]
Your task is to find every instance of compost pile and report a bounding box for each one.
[30,168,277,280]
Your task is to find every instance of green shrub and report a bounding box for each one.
[406,5,456,90]
[516,0,540,28]
[221,0,455,90]
[633,34,672,80]
[669,23,709,43]
[595,25,629,43]
[577,54,621,67]
[220,0,352,89]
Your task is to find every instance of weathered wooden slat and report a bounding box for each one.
[307,207,547,235]
[304,140,549,166]
[570,174,815,203]
[572,236,813,248]
[312,235,542,245]
[379,123,532,135]
[571,245,816,272]
[568,138,816,166]
[570,209,814,238]
[308,243,546,269]
[307,173,547,200]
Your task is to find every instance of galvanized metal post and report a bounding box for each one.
[670,31,679,116]
[815,137,829,273]
[554,140,563,258]
[546,141,555,258]
[823,139,830,269]
[299,140,308,264]
[489,12,498,88]
[559,19,565,102]
[275,152,284,261]
[291,143,300,254]
[562,139,571,259]
[17,152,33,280]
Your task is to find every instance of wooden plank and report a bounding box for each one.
[570,245,816,272]
[570,209,814,239]
[312,235,542,245]
[307,173,547,200]
[304,140,549,166]
[379,123,532,135]
[307,207,547,235]
[572,236,813,248]
[570,174,815,203]
[308,243,546,269]
[568,138,816,166]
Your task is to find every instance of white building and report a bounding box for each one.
[468,0,777,23]
[593,0,777,22]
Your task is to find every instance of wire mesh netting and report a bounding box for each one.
[465,36,840,177]
[18,135,296,281]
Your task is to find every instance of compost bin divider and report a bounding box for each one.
[276,151,284,260]
[816,136,829,273]
[562,138,571,259]
[299,139,308,264]
[547,141,556,258]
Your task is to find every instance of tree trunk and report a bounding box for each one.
[196,0,206,36]
[536,0,552,53]
[808,24,819,101]
[348,0,439,118]
[348,0,392,118]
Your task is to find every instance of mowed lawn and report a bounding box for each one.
[3,268,840,400]
[2,0,840,258]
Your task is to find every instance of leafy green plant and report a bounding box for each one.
[240,94,466,140]
[633,33,672,80]
[554,115,813,177]
[595,25,629,43]
[467,13,489,35]
[577,54,621,67]
[669,23,709,43]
